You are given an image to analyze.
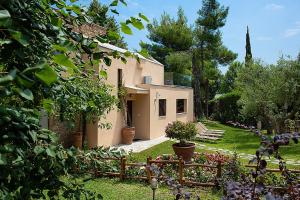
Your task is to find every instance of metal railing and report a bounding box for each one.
[164,72,192,87]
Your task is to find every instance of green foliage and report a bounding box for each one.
[164,72,192,87]
[142,7,193,67]
[210,91,241,123]
[0,107,71,198]
[88,0,127,48]
[49,72,117,128]
[117,84,129,126]
[221,152,244,185]
[219,61,243,93]
[202,61,223,99]
[165,52,192,74]
[0,106,125,199]
[0,0,147,198]
[236,58,300,132]
[245,26,252,65]
[193,0,237,118]
[165,121,197,145]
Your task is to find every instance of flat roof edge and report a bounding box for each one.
[139,84,193,90]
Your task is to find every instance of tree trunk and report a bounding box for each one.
[205,78,209,118]
[192,50,202,120]
[200,43,205,118]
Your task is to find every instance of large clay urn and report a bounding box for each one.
[122,127,135,144]
[72,131,83,149]
[172,143,195,162]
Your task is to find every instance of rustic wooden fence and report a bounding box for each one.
[95,156,300,187]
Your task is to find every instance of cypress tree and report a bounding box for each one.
[245,26,252,65]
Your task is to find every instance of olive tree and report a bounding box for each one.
[236,58,300,133]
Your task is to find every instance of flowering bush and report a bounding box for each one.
[193,152,230,165]
[151,152,231,183]
[226,120,255,130]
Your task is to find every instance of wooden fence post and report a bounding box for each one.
[120,156,126,180]
[146,156,152,183]
[216,161,222,179]
[178,157,184,185]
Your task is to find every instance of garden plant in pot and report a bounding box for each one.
[119,84,135,144]
[165,121,198,162]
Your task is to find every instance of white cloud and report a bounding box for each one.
[265,3,284,11]
[127,0,140,7]
[257,36,272,41]
[284,21,300,38]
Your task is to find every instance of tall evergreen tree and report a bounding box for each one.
[141,7,193,68]
[193,0,237,118]
[88,0,127,48]
[245,26,252,65]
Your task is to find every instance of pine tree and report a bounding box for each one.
[88,0,127,48]
[245,26,252,65]
[193,0,236,118]
[141,7,193,67]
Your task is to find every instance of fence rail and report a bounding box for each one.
[95,156,300,188]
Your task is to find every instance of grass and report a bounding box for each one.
[131,121,300,169]
[130,140,214,162]
[203,121,300,161]
[81,139,221,199]
[83,178,221,200]
[78,121,300,199]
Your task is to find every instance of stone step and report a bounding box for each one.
[205,130,225,134]
[199,133,223,138]
[196,135,221,140]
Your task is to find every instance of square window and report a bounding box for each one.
[159,99,166,117]
[176,99,187,114]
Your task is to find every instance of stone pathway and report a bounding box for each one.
[114,136,168,153]
[195,143,300,166]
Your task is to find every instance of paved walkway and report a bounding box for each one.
[114,136,168,153]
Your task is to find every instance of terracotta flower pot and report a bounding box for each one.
[122,127,135,144]
[72,132,82,149]
[172,143,195,162]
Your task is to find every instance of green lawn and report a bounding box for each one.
[130,121,300,169]
[79,121,300,199]
[203,121,300,160]
[83,178,220,200]
[130,140,212,162]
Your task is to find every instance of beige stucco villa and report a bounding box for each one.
[86,43,194,147]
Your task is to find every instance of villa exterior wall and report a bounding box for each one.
[141,84,194,140]
[85,45,194,147]
[87,50,164,147]
[99,46,164,86]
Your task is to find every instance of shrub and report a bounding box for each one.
[165,121,197,145]
[210,91,241,123]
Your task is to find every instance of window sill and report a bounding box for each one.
[176,112,187,116]
[159,116,166,119]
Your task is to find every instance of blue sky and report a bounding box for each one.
[77,0,300,72]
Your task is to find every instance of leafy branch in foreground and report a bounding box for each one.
[0,0,148,198]
[222,132,300,200]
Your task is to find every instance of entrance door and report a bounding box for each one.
[127,100,133,127]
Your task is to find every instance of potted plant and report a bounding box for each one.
[118,84,135,144]
[165,121,197,162]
